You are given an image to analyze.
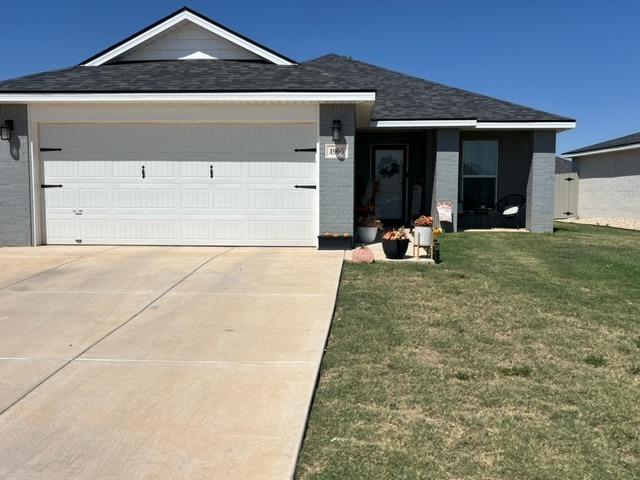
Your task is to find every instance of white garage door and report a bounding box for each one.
[40,123,318,246]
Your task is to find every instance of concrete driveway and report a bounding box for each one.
[0,246,344,479]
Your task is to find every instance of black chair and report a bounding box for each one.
[494,194,526,229]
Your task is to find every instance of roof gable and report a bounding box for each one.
[81,7,295,66]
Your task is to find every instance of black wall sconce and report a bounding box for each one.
[1,120,14,141]
[331,120,342,142]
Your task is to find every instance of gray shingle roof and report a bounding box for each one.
[0,54,572,123]
[303,55,573,122]
[0,60,364,92]
[563,131,640,156]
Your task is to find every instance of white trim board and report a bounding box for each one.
[373,120,477,128]
[0,92,376,103]
[564,142,640,158]
[373,119,576,131]
[476,121,576,131]
[82,10,295,66]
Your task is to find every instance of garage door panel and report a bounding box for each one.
[78,189,109,209]
[79,218,110,240]
[114,220,146,241]
[41,123,318,246]
[213,189,243,209]
[45,189,75,209]
[114,189,144,209]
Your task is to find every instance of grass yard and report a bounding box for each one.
[296,223,640,479]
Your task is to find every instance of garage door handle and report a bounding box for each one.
[210,165,213,179]
[41,184,63,189]
[294,185,317,189]
[141,165,145,179]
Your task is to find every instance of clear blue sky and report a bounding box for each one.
[4,0,639,154]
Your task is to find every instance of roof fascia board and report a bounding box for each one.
[564,142,640,158]
[0,92,375,103]
[476,121,576,131]
[373,119,477,128]
[372,120,576,131]
[82,11,295,66]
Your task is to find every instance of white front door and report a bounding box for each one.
[40,123,318,246]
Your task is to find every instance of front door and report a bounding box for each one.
[372,146,407,223]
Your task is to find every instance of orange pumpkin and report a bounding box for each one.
[352,246,374,264]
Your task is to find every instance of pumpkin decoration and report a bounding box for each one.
[352,246,375,264]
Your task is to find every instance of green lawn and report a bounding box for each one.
[296,223,640,479]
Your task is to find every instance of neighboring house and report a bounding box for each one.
[555,156,575,174]
[563,131,640,221]
[0,7,575,247]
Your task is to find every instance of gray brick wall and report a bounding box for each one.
[574,149,640,221]
[319,104,355,237]
[432,129,460,231]
[526,130,556,233]
[0,104,32,246]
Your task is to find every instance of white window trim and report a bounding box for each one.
[461,140,499,209]
[0,92,376,103]
[564,142,640,158]
[82,10,295,66]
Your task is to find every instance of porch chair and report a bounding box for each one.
[494,194,526,229]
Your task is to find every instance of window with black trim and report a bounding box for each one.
[462,140,498,210]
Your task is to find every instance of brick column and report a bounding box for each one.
[432,129,460,231]
[526,130,556,233]
[318,104,355,239]
[0,104,32,246]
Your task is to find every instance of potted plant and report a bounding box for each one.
[318,232,353,250]
[381,227,410,259]
[413,215,433,247]
[355,204,382,244]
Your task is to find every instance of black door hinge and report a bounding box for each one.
[294,147,317,153]
[40,147,62,152]
[294,185,317,189]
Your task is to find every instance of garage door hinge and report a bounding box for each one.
[294,147,317,153]
[40,147,63,152]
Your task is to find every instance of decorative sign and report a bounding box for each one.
[436,201,453,223]
[325,144,348,160]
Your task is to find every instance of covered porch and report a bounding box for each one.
[354,127,556,233]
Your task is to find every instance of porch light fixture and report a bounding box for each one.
[0,120,13,141]
[331,120,342,142]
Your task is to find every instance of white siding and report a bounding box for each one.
[119,21,262,61]
[575,149,640,221]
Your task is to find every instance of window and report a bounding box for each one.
[462,140,498,210]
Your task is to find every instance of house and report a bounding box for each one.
[0,7,575,247]
[563,132,640,221]
[555,156,575,174]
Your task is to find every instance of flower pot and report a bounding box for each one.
[414,226,432,246]
[382,238,410,259]
[318,235,353,250]
[357,226,378,244]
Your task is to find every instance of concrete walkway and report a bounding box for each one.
[0,246,344,479]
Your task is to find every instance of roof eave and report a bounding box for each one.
[372,119,576,131]
[563,142,640,158]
